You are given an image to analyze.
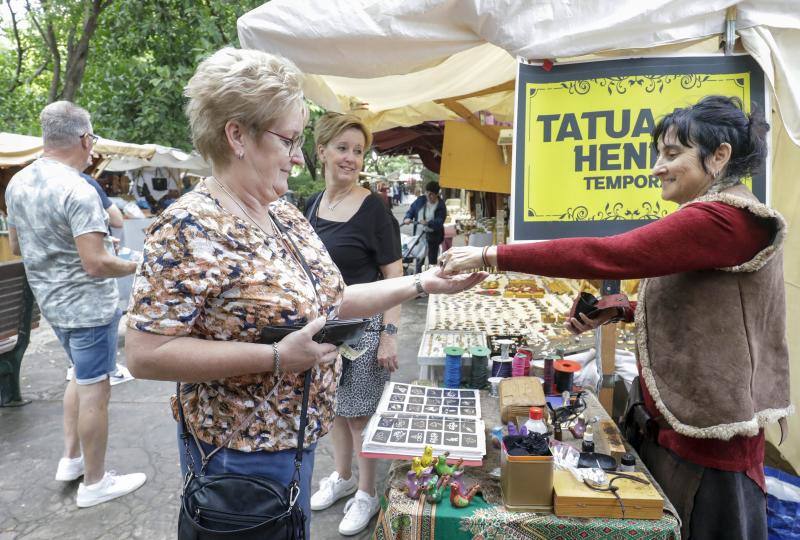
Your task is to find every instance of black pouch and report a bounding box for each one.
[619,376,658,452]
[260,318,370,347]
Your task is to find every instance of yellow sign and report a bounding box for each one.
[513,56,766,240]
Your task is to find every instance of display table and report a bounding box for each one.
[372,391,680,540]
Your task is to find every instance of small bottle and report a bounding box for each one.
[581,424,595,452]
[524,406,548,435]
[619,453,636,472]
[570,413,586,438]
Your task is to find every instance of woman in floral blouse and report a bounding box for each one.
[124,47,483,537]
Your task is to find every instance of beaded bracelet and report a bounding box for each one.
[272,342,281,377]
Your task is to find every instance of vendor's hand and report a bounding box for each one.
[276,317,338,373]
[420,266,487,295]
[403,218,411,225]
[377,334,399,372]
[565,308,619,335]
[438,246,485,275]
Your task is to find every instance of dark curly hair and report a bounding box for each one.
[651,95,770,190]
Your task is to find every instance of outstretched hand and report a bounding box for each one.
[420,266,487,295]
[438,246,485,276]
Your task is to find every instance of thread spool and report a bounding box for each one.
[469,346,490,389]
[543,355,556,394]
[495,339,515,360]
[490,355,512,378]
[511,350,531,377]
[553,359,581,393]
[444,346,464,389]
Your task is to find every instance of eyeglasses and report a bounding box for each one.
[82,133,99,146]
[264,129,304,156]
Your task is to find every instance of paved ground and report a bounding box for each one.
[0,202,426,540]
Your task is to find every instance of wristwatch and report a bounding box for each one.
[382,323,398,335]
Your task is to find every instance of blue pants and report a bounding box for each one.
[177,423,316,538]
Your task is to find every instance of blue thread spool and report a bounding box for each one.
[444,346,464,389]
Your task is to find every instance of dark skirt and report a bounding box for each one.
[640,439,767,540]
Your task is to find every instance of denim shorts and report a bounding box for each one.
[177,422,317,539]
[53,308,122,385]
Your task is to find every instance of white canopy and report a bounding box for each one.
[0,132,156,168]
[102,144,210,175]
[238,0,800,143]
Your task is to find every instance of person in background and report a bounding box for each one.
[81,173,124,229]
[305,112,402,536]
[124,47,484,539]
[440,96,789,540]
[133,169,180,213]
[403,180,446,272]
[6,101,145,508]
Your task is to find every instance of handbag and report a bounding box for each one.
[178,211,326,539]
[177,372,311,540]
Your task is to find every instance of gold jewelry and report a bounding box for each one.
[414,273,428,297]
[324,183,355,211]
[209,177,275,236]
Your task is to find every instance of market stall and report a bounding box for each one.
[238,0,800,473]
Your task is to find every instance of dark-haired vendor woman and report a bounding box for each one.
[441,95,791,540]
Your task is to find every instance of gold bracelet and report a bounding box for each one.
[481,246,489,268]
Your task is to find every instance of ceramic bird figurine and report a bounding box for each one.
[411,457,425,477]
[420,445,435,469]
[434,453,464,477]
[404,470,423,500]
[449,482,481,508]
[425,474,450,504]
[449,468,467,497]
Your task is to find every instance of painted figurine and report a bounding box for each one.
[449,482,481,508]
[425,474,450,504]
[411,457,425,477]
[420,445,435,469]
[434,452,464,477]
[404,470,423,500]
[449,468,468,497]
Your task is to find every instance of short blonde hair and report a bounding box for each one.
[314,112,372,174]
[184,47,305,168]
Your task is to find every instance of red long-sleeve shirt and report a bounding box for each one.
[497,201,773,490]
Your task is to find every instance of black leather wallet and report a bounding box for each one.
[259,318,370,347]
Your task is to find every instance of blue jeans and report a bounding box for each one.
[53,309,122,385]
[177,423,317,538]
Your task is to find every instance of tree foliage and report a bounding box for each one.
[0,0,264,147]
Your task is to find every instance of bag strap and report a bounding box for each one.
[177,375,284,475]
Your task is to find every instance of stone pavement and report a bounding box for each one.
[0,202,428,540]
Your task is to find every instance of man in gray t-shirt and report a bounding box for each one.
[6,101,146,507]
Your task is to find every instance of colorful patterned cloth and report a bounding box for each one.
[128,182,345,452]
[373,489,680,540]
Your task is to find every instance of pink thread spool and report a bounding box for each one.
[511,348,532,377]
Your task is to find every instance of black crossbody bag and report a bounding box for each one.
[177,374,311,539]
[177,210,325,540]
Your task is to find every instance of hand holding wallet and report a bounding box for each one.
[260,318,370,347]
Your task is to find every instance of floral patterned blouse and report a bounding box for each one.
[128,182,345,452]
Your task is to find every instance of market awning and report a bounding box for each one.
[0,132,156,168]
[101,144,210,175]
[238,0,800,144]
[373,122,444,173]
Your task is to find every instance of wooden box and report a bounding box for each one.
[499,376,546,424]
[553,470,664,520]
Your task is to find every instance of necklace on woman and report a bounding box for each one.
[324,183,355,211]
[209,176,275,236]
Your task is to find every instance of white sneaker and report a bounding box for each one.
[339,490,380,536]
[76,471,147,508]
[55,456,84,481]
[310,471,357,511]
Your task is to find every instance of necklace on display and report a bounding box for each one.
[209,177,275,236]
[325,184,355,211]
